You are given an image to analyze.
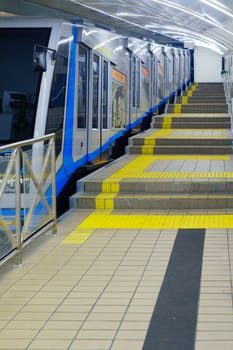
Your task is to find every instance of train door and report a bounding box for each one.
[164,51,170,97]
[89,53,110,161]
[76,44,89,162]
[151,54,158,107]
[130,54,141,122]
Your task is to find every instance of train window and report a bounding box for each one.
[92,54,100,128]
[77,45,89,128]
[0,27,50,144]
[132,55,140,109]
[153,58,158,101]
[112,68,127,128]
[141,65,150,111]
[102,60,108,129]
[45,37,69,156]
[132,56,136,108]
[136,59,140,109]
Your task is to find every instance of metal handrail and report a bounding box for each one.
[0,133,57,266]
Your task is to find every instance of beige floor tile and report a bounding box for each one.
[123,313,152,322]
[111,339,144,350]
[199,293,232,300]
[96,298,130,306]
[6,320,46,329]
[0,328,38,338]
[61,298,97,306]
[195,341,233,350]
[21,304,57,313]
[28,339,72,350]
[33,291,70,298]
[198,306,233,314]
[50,312,87,321]
[56,304,93,313]
[44,320,82,330]
[196,331,233,340]
[64,291,100,299]
[197,323,233,331]
[0,297,29,305]
[77,329,116,339]
[127,305,154,313]
[2,291,36,298]
[198,314,233,322]
[116,329,147,340]
[0,311,18,320]
[101,292,134,299]
[199,300,233,307]
[37,329,77,339]
[0,338,31,350]
[86,312,124,321]
[130,297,158,306]
[0,304,22,312]
[199,287,232,293]
[13,312,52,321]
[70,339,112,350]
[119,321,149,330]
[92,304,128,313]
[27,297,62,305]
[81,320,120,330]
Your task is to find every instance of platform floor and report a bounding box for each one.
[0,141,233,349]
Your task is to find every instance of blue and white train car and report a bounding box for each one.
[0,17,191,213]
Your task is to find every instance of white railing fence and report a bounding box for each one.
[0,134,57,266]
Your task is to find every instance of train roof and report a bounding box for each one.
[1,0,232,54]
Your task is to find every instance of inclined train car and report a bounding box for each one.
[0,17,191,213]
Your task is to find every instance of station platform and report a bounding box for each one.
[0,148,232,349]
[0,82,232,349]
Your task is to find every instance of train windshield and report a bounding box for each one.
[0,27,51,144]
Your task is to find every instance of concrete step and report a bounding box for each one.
[130,138,232,146]
[176,97,226,103]
[126,145,233,154]
[77,179,233,195]
[151,121,231,129]
[167,105,228,113]
[70,192,233,210]
[153,115,230,123]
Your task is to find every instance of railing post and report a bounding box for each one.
[51,136,57,235]
[15,147,22,266]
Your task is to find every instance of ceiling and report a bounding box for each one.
[1,0,233,54]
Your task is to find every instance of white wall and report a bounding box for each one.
[194,47,222,82]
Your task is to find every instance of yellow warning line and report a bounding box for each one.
[63,212,233,243]
[78,213,233,230]
[143,129,172,146]
[182,96,188,104]
[95,193,117,209]
[63,228,94,244]
[174,104,182,113]
[109,155,231,179]
[162,116,172,128]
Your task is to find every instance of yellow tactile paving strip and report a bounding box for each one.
[106,155,231,180]
[64,99,233,243]
[62,228,95,244]
[144,129,230,141]
[77,212,233,230]
[63,153,233,243]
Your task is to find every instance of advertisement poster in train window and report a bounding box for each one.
[158,63,164,99]
[112,68,127,128]
[141,66,150,111]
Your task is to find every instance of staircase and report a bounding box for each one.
[70,82,233,211]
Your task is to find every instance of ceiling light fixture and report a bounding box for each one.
[200,0,233,18]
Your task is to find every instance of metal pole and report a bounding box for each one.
[51,136,57,235]
[15,147,22,265]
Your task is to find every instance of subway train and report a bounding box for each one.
[0,17,191,214]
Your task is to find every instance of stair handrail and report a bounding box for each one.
[0,134,57,266]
